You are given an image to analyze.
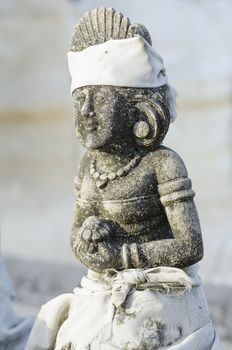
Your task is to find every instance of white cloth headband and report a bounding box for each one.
[67,36,168,94]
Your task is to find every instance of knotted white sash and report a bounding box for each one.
[26,265,221,350]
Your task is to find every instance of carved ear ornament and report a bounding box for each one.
[133,99,170,147]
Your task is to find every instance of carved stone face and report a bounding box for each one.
[73,86,134,150]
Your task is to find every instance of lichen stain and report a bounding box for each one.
[124,320,184,350]
[138,318,167,350]
[166,325,183,347]
[60,342,76,350]
[177,325,183,338]
[115,305,138,325]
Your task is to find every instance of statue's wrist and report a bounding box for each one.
[121,243,131,269]
[130,242,141,268]
[121,242,141,269]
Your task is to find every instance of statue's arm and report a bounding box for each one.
[123,149,204,269]
[70,153,99,259]
[137,197,203,269]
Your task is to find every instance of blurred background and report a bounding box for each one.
[0,0,231,347]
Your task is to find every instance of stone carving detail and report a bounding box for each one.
[26,7,221,350]
[70,7,152,52]
[70,8,202,274]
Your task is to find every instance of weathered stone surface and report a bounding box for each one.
[69,8,203,273]
[50,8,219,349]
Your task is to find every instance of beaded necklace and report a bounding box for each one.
[90,154,142,189]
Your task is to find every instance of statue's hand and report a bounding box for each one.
[78,240,122,272]
[97,241,122,270]
[72,216,123,270]
[80,216,112,244]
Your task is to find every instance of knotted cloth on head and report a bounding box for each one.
[67,35,177,121]
[67,36,168,94]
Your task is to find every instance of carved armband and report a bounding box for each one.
[121,242,141,269]
[158,177,195,206]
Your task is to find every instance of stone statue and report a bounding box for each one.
[26,8,221,350]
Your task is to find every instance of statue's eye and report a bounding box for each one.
[77,96,86,106]
[94,94,105,105]
[73,93,86,108]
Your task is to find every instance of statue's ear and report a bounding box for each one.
[134,100,170,148]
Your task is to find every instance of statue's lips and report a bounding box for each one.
[84,123,98,132]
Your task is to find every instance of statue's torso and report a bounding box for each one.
[76,150,173,243]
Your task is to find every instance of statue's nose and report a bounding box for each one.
[81,97,95,117]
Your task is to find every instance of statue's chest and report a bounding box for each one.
[78,166,162,228]
[80,165,157,201]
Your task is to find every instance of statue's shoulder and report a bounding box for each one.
[147,146,188,184]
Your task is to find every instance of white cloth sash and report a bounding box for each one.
[26,265,221,350]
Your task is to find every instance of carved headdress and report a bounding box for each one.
[67,8,177,122]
